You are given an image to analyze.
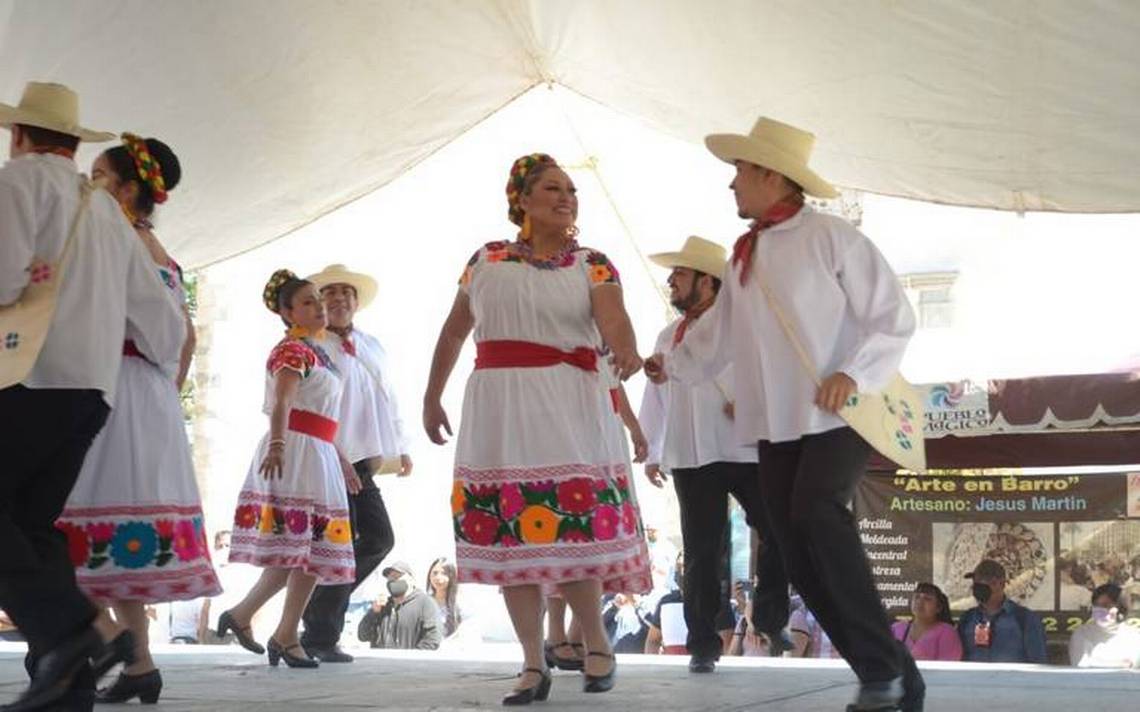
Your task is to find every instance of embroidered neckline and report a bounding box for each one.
[513,237,580,270]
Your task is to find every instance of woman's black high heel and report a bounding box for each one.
[267,638,319,668]
[543,641,584,671]
[502,667,552,706]
[95,669,162,704]
[217,611,265,655]
[90,630,136,679]
[582,651,615,693]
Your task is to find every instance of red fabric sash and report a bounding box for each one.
[671,296,716,348]
[475,340,598,373]
[288,409,338,443]
[122,340,147,359]
[731,193,805,286]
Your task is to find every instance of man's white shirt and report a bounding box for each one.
[666,206,915,444]
[639,315,756,472]
[0,154,184,405]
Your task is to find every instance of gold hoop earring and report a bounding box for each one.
[565,224,579,239]
[520,214,532,241]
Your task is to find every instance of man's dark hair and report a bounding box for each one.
[694,270,722,295]
[16,123,79,152]
[1092,582,1126,616]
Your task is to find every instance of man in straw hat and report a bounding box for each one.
[299,264,412,663]
[645,117,922,711]
[638,235,788,672]
[0,82,185,710]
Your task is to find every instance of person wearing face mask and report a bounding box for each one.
[356,561,441,650]
[1068,583,1140,668]
[957,559,1047,663]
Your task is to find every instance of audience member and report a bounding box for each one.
[356,561,441,650]
[602,594,649,653]
[957,559,1047,663]
[891,583,962,661]
[425,557,463,638]
[1069,583,1140,668]
[645,553,687,655]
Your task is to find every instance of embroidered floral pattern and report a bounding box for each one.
[458,242,621,288]
[583,250,620,286]
[266,339,317,378]
[452,472,640,548]
[232,503,352,546]
[29,261,52,284]
[58,516,210,571]
[4,332,18,350]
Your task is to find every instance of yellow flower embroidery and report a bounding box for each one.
[325,518,352,544]
[518,506,559,545]
[258,505,275,534]
[590,265,612,284]
[451,481,467,517]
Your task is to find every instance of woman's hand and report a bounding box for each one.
[609,349,643,381]
[259,443,284,479]
[423,399,453,445]
[630,426,649,463]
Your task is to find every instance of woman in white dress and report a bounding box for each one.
[424,154,651,705]
[218,271,356,668]
[57,135,220,704]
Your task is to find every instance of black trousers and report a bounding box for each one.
[301,461,394,648]
[757,427,907,683]
[0,386,107,661]
[672,461,788,660]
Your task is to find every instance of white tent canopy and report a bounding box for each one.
[3,0,1139,269]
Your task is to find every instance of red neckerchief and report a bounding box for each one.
[331,326,356,357]
[671,295,716,348]
[28,145,76,159]
[731,193,805,286]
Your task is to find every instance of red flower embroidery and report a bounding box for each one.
[29,262,52,284]
[85,522,115,544]
[559,528,590,544]
[173,520,199,561]
[57,522,89,567]
[460,510,500,546]
[500,534,522,548]
[556,478,597,515]
[285,509,309,535]
[620,501,638,535]
[155,520,175,539]
[498,484,525,521]
[234,504,259,530]
[593,505,620,541]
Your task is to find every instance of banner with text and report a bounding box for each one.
[853,471,1140,635]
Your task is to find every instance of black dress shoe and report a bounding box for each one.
[216,611,265,655]
[688,654,716,673]
[502,667,551,706]
[267,638,319,668]
[306,645,354,663]
[90,630,136,680]
[542,641,584,671]
[95,669,162,704]
[582,651,615,693]
[5,628,103,712]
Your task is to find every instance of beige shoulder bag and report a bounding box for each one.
[753,264,926,473]
[0,177,98,389]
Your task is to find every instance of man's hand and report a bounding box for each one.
[644,463,667,488]
[643,354,667,384]
[398,454,414,477]
[371,594,389,612]
[815,372,857,413]
[341,458,363,495]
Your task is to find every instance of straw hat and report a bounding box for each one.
[0,82,114,142]
[705,116,838,199]
[649,236,728,278]
[306,264,378,310]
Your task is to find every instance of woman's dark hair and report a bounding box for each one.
[277,277,313,326]
[426,557,461,636]
[914,582,953,625]
[1092,582,1126,616]
[102,137,182,217]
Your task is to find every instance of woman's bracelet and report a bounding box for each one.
[268,438,285,448]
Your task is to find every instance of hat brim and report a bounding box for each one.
[307,269,378,310]
[0,104,115,142]
[648,251,727,279]
[705,133,839,199]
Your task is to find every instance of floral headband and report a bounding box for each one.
[121,132,168,204]
[263,268,299,313]
[506,152,556,226]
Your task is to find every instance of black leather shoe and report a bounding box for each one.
[5,628,103,711]
[217,611,265,655]
[688,654,716,673]
[267,638,319,668]
[542,641,584,671]
[502,667,551,706]
[582,651,615,693]
[90,630,136,680]
[95,669,162,704]
[306,645,354,663]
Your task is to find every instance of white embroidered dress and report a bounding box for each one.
[60,259,221,604]
[228,338,355,585]
[451,240,650,593]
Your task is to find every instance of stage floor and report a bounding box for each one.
[2,643,1137,710]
